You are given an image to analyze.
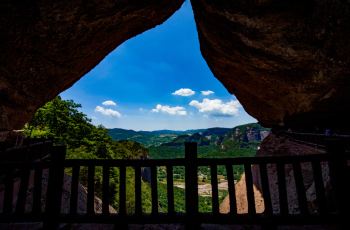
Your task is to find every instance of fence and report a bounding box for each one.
[0,141,349,229]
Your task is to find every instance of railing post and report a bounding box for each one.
[326,139,348,225]
[185,142,199,229]
[44,145,66,229]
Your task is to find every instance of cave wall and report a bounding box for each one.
[1,0,350,131]
[0,0,184,131]
[190,0,350,130]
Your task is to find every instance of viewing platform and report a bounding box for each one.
[0,139,349,229]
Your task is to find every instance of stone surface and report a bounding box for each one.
[0,169,116,229]
[0,0,184,130]
[252,133,332,215]
[219,171,335,230]
[220,174,265,214]
[190,0,350,130]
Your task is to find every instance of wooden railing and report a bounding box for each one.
[0,142,349,229]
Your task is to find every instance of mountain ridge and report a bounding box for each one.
[108,123,269,147]
[108,127,230,147]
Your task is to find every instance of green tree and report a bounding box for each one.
[24,96,148,160]
[25,96,95,147]
[24,97,150,213]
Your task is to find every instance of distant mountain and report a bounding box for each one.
[161,127,231,147]
[160,124,270,148]
[108,124,270,148]
[201,127,232,137]
[224,123,270,143]
[144,129,205,135]
[108,128,205,147]
[148,124,270,160]
[108,128,140,139]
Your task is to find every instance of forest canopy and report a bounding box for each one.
[24,96,148,160]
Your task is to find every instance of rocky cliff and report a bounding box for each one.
[219,172,336,230]
[191,0,350,130]
[0,0,184,131]
[252,133,331,214]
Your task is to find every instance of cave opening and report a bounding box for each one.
[0,0,348,228]
[59,0,256,132]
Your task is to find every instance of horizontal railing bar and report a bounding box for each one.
[0,140,53,153]
[196,154,331,165]
[58,213,343,225]
[0,161,51,168]
[60,154,332,168]
[0,154,336,169]
[0,213,342,225]
[63,158,187,167]
[283,131,350,140]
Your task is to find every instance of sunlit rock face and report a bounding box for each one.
[253,133,330,215]
[191,0,350,130]
[0,0,184,131]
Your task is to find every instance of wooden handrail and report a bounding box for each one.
[0,141,348,228]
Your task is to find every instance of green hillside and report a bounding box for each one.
[148,123,269,183]
[160,127,231,147]
[107,128,226,147]
[108,128,174,147]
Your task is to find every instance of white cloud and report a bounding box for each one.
[95,106,121,118]
[152,104,187,116]
[189,98,241,117]
[201,90,214,96]
[102,100,117,106]
[172,88,195,97]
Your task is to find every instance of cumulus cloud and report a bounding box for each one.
[189,98,241,117]
[102,100,117,106]
[95,105,121,117]
[152,104,187,116]
[201,90,214,96]
[172,88,195,97]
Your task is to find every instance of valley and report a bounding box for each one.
[109,123,270,212]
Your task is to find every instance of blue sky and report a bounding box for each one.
[60,1,256,131]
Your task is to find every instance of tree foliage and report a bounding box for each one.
[24,96,151,213]
[24,96,148,159]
